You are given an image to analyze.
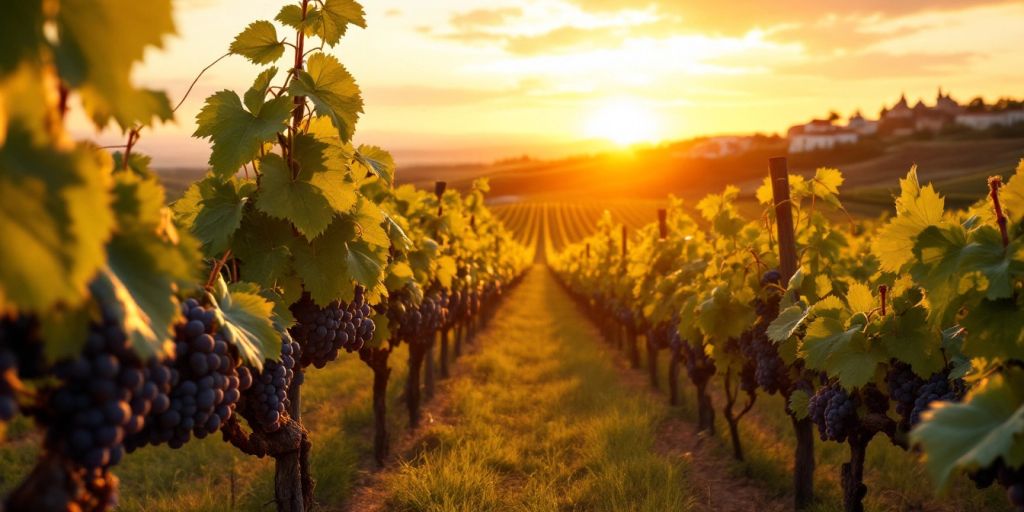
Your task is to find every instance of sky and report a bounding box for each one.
[69,0,1024,167]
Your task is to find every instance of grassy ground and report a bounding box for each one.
[372,267,694,511]
[634,336,1011,512]
[0,344,413,511]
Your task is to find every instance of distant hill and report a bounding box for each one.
[398,137,1024,215]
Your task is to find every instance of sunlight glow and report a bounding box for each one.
[584,98,661,146]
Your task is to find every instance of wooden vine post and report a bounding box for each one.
[425,181,447,400]
[768,157,815,509]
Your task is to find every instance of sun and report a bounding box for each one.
[584,98,661,146]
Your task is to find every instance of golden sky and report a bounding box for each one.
[69,0,1024,166]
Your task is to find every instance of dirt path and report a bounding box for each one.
[344,266,789,511]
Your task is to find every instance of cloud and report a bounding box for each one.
[451,7,524,30]
[568,0,1009,33]
[782,52,976,79]
[363,85,517,107]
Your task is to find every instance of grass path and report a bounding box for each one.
[350,266,694,511]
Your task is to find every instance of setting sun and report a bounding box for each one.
[584,98,661,146]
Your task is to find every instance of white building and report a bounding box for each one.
[689,136,753,159]
[847,111,878,136]
[787,120,860,153]
[955,109,1024,130]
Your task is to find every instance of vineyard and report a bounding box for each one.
[2,1,1024,512]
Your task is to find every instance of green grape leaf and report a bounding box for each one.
[232,212,295,287]
[960,298,1024,361]
[354,145,395,186]
[767,304,809,342]
[789,388,811,420]
[845,282,875,314]
[385,215,413,251]
[878,304,945,376]
[38,305,91,363]
[0,0,45,77]
[384,262,415,291]
[276,5,311,34]
[190,177,254,255]
[697,287,754,340]
[255,153,339,239]
[873,168,946,273]
[103,233,189,360]
[960,227,1024,300]
[194,90,291,179]
[911,372,1024,488]
[0,135,114,313]
[293,132,328,177]
[111,171,165,230]
[801,317,884,389]
[314,0,367,45]
[347,240,386,289]
[291,218,357,305]
[910,224,970,327]
[229,21,285,65]
[436,255,458,289]
[244,67,279,115]
[355,199,389,247]
[288,53,362,142]
[55,0,174,129]
[1001,161,1024,223]
[208,277,279,368]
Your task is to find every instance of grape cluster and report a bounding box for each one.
[128,299,247,450]
[674,329,716,382]
[0,348,16,422]
[911,371,964,425]
[290,287,374,369]
[970,460,1024,511]
[45,312,162,469]
[885,361,923,429]
[737,270,791,395]
[241,335,298,433]
[808,383,857,442]
[0,316,45,422]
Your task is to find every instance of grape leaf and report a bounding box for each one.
[354,144,395,186]
[801,317,885,389]
[845,282,875,314]
[55,0,174,129]
[697,287,754,340]
[873,168,946,273]
[1000,161,1024,223]
[436,255,457,289]
[288,53,362,142]
[0,0,45,77]
[232,212,295,287]
[209,277,279,368]
[255,154,338,239]
[103,231,193,360]
[193,90,291,179]
[292,218,357,305]
[314,0,367,45]
[229,21,285,65]
[347,240,386,289]
[960,298,1024,361]
[355,199,389,247]
[959,227,1023,300]
[244,67,279,115]
[0,134,114,313]
[911,372,1024,488]
[191,177,254,255]
[789,388,811,420]
[878,304,945,376]
[280,1,367,45]
[767,304,809,342]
